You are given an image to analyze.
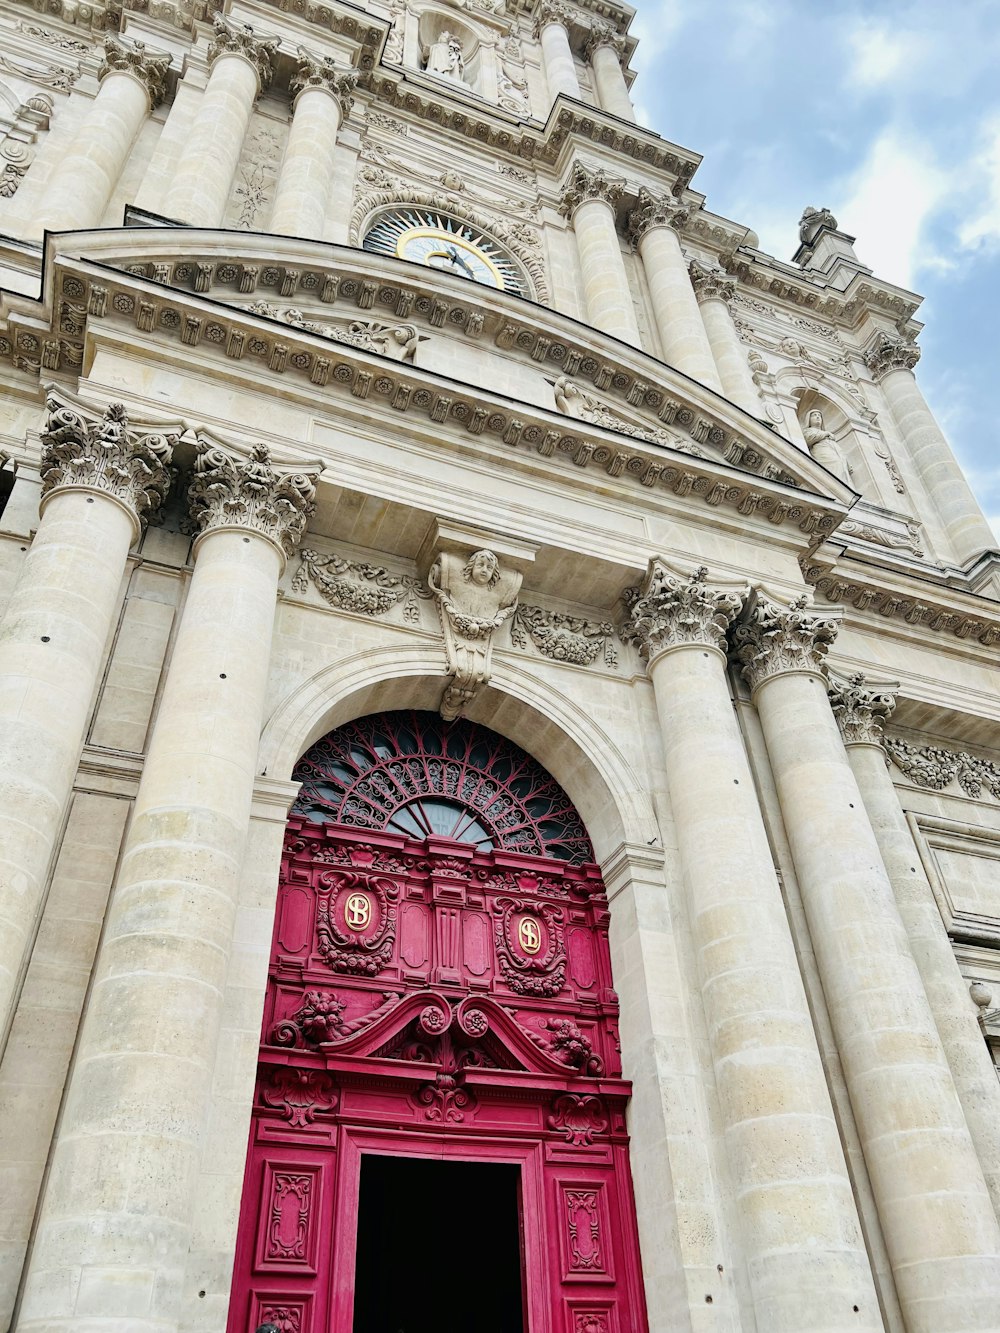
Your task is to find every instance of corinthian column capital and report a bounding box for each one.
[626,187,690,245]
[622,561,744,660]
[40,391,178,529]
[688,257,736,304]
[186,440,319,557]
[584,19,626,61]
[208,13,279,93]
[290,47,357,114]
[559,161,626,218]
[100,34,171,108]
[863,330,921,382]
[827,671,898,747]
[532,0,577,38]
[733,591,839,691]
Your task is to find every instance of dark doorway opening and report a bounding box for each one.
[353,1155,526,1333]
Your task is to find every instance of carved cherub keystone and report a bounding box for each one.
[429,548,521,720]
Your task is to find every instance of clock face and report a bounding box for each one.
[363,208,530,297]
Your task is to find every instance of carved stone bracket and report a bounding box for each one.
[40,391,180,529]
[559,162,626,219]
[688,257,736,305]
[510,603,617,667]
[732,591,839,691]
[208,14,279,93]
[290,47,357,115]
[100,35,171,107]
[186,439,319,556]
[884,737,1000,802]
[626,187,689,245]
[827,671,898,747]
[621,562,744,660]
[863,331,920,382]
[429,548,522,720]
[291,548,429,620]
[584,20,626,61]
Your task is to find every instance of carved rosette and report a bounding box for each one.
[827,671,897,747]
[40,392,178,530]
[626,187,690,245]
[100,35,171,107]
[621,562,744,661]
[863,331,921,383]
[689,257,736,305]
[532,0,578,38]
[290,47,357,116]
[584,20,626,61]
[208,13,279,93]
[559,162,626,220]
[732,592,839,692]
[186,440,318,557]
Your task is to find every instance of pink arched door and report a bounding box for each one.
[228,712,649,1333]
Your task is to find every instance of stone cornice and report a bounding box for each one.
[688,258,735,305]
[621,561,744,658]
[827,670,897,746]
[559,161,626,217]
[626,188,689,245]
[290,47,357,114]
[100,34,171,107]
[732,590,839,691]
[208,14,279,93]
[863,330,921,382]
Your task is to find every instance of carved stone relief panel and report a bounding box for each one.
[225,110,285,231]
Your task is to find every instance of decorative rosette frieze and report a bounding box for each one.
[626,187,690,245]
[827,671,897,747]
[186,440,320,557]
[863,331,921,382]
[290,47,357,115]
[559,162,626,219]
[532,0,578,38]
[620,561,744,659]
[732,591,839,691]
[40,391,179,529]
[100,35,171,108]
[688,257,736,305]
[584,20,626,61]
[208,14,279,94]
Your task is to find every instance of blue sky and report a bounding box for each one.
[629,0,1000,543]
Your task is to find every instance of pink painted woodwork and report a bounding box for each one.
[228,713,648,1333]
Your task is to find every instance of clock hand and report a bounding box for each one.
[445,244,476,278]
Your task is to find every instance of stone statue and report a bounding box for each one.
[428,548,522,720]
[799,205,838,246]
[425,31,469,86]
[802,408,852,485]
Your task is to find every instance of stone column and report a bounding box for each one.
[622,564,881,1331]
[164,14,277,228]
[17,444,319,1333]
[35,35,170,232]
[585,21,635,121]
[735,595,1000,1333]
[689,259,762,415]
[626,190,721,390]
[0,394,175,1052]
[269,49,356,239]
[533,0,581,103]
[828,672,1000,1220]
[864,333,996,566]
[560,163,640,346]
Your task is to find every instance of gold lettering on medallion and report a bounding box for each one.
[345,891,372,931]
[518,916,542,955]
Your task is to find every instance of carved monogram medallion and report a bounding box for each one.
[315,870,400,975]
[493,895,566,996]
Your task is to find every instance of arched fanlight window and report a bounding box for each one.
[292,710,594,864]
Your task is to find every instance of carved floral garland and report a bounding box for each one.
[885,737,1000,802]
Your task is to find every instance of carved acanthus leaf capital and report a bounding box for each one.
[100,35,171,107]
[688,257,736,304]
[559,162,626,219]
[290,48,357,114]
[208,14,279,93]
[863,331,920,382]
[40,392,179,528]
[621,562,744,659]
[532,0,578,38]
[827,671,898,746]
[732,591,839,691]
[626,187,689,245]
[584,20,626,61]
[186,440,319,556]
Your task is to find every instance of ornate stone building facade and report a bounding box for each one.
[0,0,998,1328]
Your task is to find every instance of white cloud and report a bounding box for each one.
[958,113,1000,251]
[835,129,951,287]
[845,19,930,90]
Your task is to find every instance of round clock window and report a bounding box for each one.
[363,208,530,298]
